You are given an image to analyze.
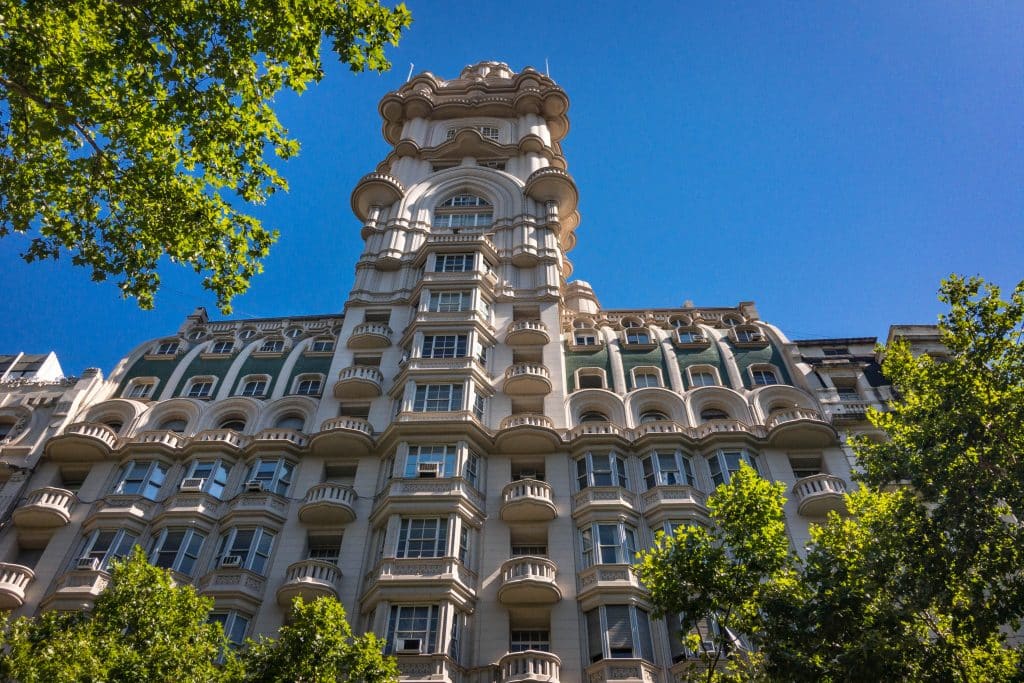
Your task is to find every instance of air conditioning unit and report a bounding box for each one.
[219,555,242,568]
[417,462,441,478]
[180,478,206,492]
[397,638,422,654]
[244,480,265,492]
[76,557,100,571]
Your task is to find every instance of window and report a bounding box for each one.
[260,339,284,353]
[676,328,704,344]
[511,630,550,652]
[575,333,597,346]
[127,381,155,399]
[154,341,179,355]
[667,613,749,661]
[639,410,669,423]
[247,458,294,495]
[158,417,187,432]
[788,455,822,479]
[151,528,205,575]
[295,376,323,396]
[434,194,493,229]
[585,605,654,662]
[285,327,303,339]
[722,316,741,327]
[576,452,629,490]
[511,544,547,556]
[577,372,605,390]
[219,417,246,431]
[216,527,275,574]
[184,459,230,498]
[311,339,335,352]
[404,444,457,478]
[186,379,214,398]
[580,522,638,566]
[80,529,137,570]
[239,329,256,341]
[428,291,471,312]
[386,605,440,654]
[689,369,718,387]
[632,370,660,388]
[307,534,343,563]
[421,334,468,358]
[209,611,250,649]
[642,451,695,488]
[578,410,608,423]
[708,450,760,487]
[463,452,480,488]
[700,408,730,421]
[834,380,860,401]
[413,384,464,412]
[472,393,486,420]
[396,518,449,559]
[823,347,850,356]
[751,368,779,386]
[211,340,234,354]
[435,253,474,272]
[625,330,651,345]
[275,413,306,430]
[240,379,268,397]
[735,328,761,343]
[114,460,167,499]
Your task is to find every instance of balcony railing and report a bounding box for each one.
[63,422,119,449]
[793,474,847,517]
[299,483,357,524]
[500,414,555,430]
[276,560,341,607]
[503,363,552,395]
[501,479,556,522]
[0,563,33,609]
[505,320,550,346]
[333,366,384,398]
[499,650,561,683]
[13,486,75,530]
[498,556,560,605]
[347,323,392,349]
[193,429,250,449]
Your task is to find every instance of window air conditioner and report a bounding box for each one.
[245,480,265,492]
[219,555,243,568]
[417,462,441,478]
[398,638,422,653]
[76,557,100,571]
[180,478,206,492]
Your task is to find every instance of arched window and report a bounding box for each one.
[639,411,669,424]
[275,413,306,431]
[751,367,780,386]
[700,408,729,422]
[159,418,188,433]
[579,411,609,423]
[219,417,246,432]
[434,194,493,229]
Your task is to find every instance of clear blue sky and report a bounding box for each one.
[1,1,1021,375]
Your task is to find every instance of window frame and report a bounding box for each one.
[79,528,138,571]
[576,452,630,490]
[580,521,639,567]
[150,527,206,575]
[184,459,231,498]
[210,340,235,355]
[293,374,324,396]
[707,449,761,488]
[246,458,294,495]
[749,365,781,387]
[185,376,216,399]
[124,377,158,399]
[434,253,475,273]
[585,604,654,663]
[687,365,721,387]
[642,451,696,489]
[216,526,276,574]
[630,367,662,389]
[386,604,440,655]
[412,383,464,412]
[421,334,468,359]
[209,610,251,649]
[427,290,472,313]
[404,444,457,479]
[396,517,450,559]
[114,459,168,500]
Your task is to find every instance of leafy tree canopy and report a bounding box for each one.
[0,0,411,311]
[635,275,1024,682]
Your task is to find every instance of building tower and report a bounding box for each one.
[0,62,904,683]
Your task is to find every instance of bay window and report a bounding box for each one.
[707,450,760,487]
[209,611,250,649]
[114,460,167,500]
[404,444,457,478]
[580,521,638,567]
[151,528,205,575]
[79,529,137,570]
[413,383,464,412]
[216,527,275,574]
[386,605,440,654]
[184,459,230,498]
[421,334,468,358]
[585,605,654,662]
[576,452,629,490]
[246,458,293,495]
[397,518,449,559]
[642,451,695,488]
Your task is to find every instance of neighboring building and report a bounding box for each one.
[0,62,931,682]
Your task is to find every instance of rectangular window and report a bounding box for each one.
[211,341,234,354]
[115,461,167,500]
[462,452,480,488]
[247,459,293,495]
[708,450,760,487]
[186,459,230,498]
[296,378,322,396]
[397,518,449,558]
[626,331,651,345]
[511,630,550,652]
[240,379,267,397]
[752,369,779,385]
[642,452,695,488]
[421,334,468,358]
[311,340,335,352]
[209,611,250,649]
[575,334,597,346]
[151,528,205,575]
[413,384,464,412]
[576,452,629,490]
[260,339,284,353]
[155,342,178,355]
[586,605,654,662]
[187,380,213,398]
[690,370,716,387]
[127,382,154,398]
[404,444,456,478]
[472,393,486,420]
[428,291,471,313]
[307,534,343,563]
[387,605,440,654]
[217,527,275,574]
[511,545,548,557]
[434,253,474,272]
[633,372,659,388]
[458,525,471,565]
[580,522,637,567]
[81,529,137,570]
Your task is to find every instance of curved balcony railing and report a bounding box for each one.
[499,650,561,682]
[277,560,342,607]
[193,429,250,449]
[347,323,393,349]
[0,563,33,609]
[793,474,847,516]
[14,486,75,529]
[505,362,550,380]
[130,430,189,449]
[499,414,555,430]
[505,320,550,345]
[63,422,119,449]
[319,416,373,436]
[299,483,357,524]
[334,366,384,398]
[501,480,556,522]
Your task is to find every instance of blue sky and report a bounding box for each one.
[1,1,1021,375]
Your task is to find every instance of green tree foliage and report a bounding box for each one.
[0,0,411,311]
[636,276,1024,682]
[241,596,398,683]
[634,463,796,682]
[0,547,237,682]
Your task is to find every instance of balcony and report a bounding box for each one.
[373,478,485,520]
[198,567,267,606]
[223,490,289,525]
[125,430,189,452]
[250,428,308,450]
[766,408,836,448]
[497,556,561,605]
[12,487,75,543]
[505,320,550,346]
[47,422,119,462]
[691,419,766,442]
[501,480,557,522]
[504,363,552,395]
[310,416,374,457]
[299,483,357,525]
[333,366,384,399]
[499,650,562,683]
[350,172,404,222]
[524,167,579,217]
[347,323,392,349]
[363,557,476,607]
[640,485,708,523]
[87,495,157,527]
[276,560,342,608]
[157,491,224,526]
[566,421,630,448]
[793,474,847,517]
[495,415,560,452]
[393,654,461,682]
[577,564,645,607]
[829,400,873,424]
[584,659,660,683]
[192,429,250,450]
[41,568,110,611]
[572,486,638,520]
[0,563,33,609]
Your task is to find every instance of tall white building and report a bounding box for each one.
[0,62,908,683]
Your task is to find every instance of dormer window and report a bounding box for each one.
[735,328,761,343]
[210,340,234,355]
[311,339,335,353]
[260,339,284,353]
[434,194,493,229]
[186,377,215,399]
[154,341,179,356]
[752,368,779,386]
[625,329,651,345]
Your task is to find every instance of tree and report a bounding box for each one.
[241,596,398,683]
[0,0,411,311]
[636,276,1024,682]
[0,546,238,682]
[633,463,797,682]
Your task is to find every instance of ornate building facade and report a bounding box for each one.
[0,62,917,682]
